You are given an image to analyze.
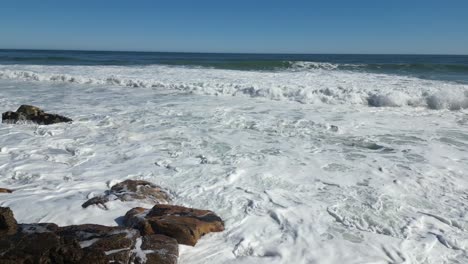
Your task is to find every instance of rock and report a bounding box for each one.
[0,231,86,264]
[0,207,180,264]
[0,188,13,193]
[58,224,140,264]
[2,105,72,125]
[82,180,171,209]
[135,235,179,264]
[0,207,18,235]
[124,204,224,246]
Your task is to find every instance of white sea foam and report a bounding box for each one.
[0,65,468,263]
[0,64,467,110]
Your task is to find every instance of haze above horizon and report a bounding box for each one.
[1,0,467,55]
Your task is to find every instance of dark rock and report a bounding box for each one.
[124,207,153,235]
[81,196,110,210]
[2,105,72,125]
[124,204,224,246]
[0,188,13,193]
[0,207,181,264]
[82,180,171,209]
[58,224,140,264]
[135,235,179,264]
[0,231,85,264]
[0,207,18,236]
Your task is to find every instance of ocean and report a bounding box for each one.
[0,49,467,263]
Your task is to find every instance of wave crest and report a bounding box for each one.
[1,66,467,111]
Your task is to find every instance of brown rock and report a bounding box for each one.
[2,105,72,125]
[82,180,171,209]
[0,207,18,236]
[124,204,224,246]
[111,180,172,203]
[0,188,13,193]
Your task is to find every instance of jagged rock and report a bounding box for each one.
[0,207,18,235]
[0,188,13,193]
[82,180,171,209]
[2,105,72,125]
[124,204,224,246]
[0,207,179,264]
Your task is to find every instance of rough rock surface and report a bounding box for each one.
[82,180,171,209]
[2,104,72,125]
[0,207,179,264]
[0,207,18,236]
[124,204,225,246]
[0,188,13,193]
[135,235,179,264]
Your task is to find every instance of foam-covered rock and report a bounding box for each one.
[2,104,72,125]
[82,180,171,209]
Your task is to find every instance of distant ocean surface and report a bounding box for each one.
[1,49,468,83]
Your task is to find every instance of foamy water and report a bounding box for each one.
[0,63,468,263]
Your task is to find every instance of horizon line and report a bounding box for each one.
[0,48,467,57]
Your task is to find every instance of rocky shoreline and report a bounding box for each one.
[0,106,224,263]
[0,180,224,263]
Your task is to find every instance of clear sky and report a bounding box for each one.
[1,0,467,54]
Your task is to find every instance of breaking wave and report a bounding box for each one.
[0,65,467,110]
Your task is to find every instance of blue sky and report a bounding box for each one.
[1,0,467,54]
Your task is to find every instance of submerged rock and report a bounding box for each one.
[124,204,224,246]
[2,104,72,125]
[82,180,171,209]
[0,188,13,193]
[0,207,179,264]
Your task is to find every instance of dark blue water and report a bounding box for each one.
[1,49,468,83]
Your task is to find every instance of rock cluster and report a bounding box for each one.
[0,180,224,263]
[0,208,179,264]
[2,105,72,125]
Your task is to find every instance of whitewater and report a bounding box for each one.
[1,63,468,263]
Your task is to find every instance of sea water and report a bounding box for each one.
[0,50,467,263]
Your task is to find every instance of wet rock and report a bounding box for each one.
[0,207,18,235]
[0,231,86,264]
[2,104,72,125]
[135,235,179,264]
[0,188,13,193]
[82,180,171,209]
[0,207,180,264]
[124,204,224,246]
[58,224,140,263]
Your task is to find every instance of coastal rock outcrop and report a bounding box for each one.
[2,104,72,125]
[123,204,225,246]
[82,180,171,209]
[0,207,179,264]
